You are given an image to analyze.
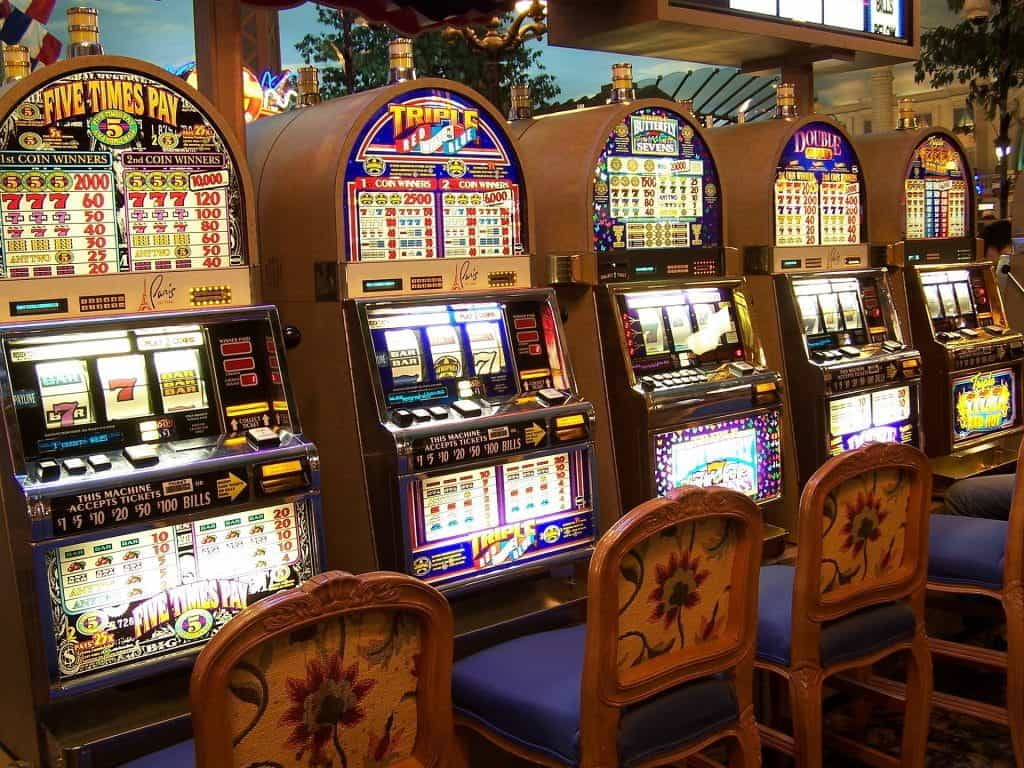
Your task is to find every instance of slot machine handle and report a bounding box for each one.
[1000,263,1024,297]
[283,325,302,350]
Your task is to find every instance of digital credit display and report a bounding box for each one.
[344,88,526,262]
[46,500,319,682]
[672,0,906,40]
[5,317,292,462]
[775,122,863,248]
[828,386,916,454]
[906,134,969,240]
[0,68,247,282]
[953,368,1018,443]
[366,298,566,409]
[652,410,782,502]
[592,107,722,252]
[617,286,744,372]
[403,447,594,586]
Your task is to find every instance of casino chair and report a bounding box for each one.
[452,486,764,767]
[756,442,933,768]
[922,440,1024,768]
[121,570,461,768]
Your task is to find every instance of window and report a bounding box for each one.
[862,119,873,135]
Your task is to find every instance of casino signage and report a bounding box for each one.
[0,68,247,283]
[344,88,526,263]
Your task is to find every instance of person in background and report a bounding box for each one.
[984,218,1014,275]
[944,472,1014,519]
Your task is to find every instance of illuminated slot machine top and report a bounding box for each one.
[0,18,255,323]
[346,290,596,593]
[858,101,1024,465]
[248,39,532,303]
[707,85,922,487]
[508,64,731,286]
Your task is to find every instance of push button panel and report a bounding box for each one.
[63,458,87,476]
[87,454,112,472]
[451,400,482,418]
[640,369,710,391]
[123,444,159,468]
[36,460,60,483]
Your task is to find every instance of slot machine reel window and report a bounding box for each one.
[47,499,319,683]
[367,299,568,410]
[617,287,745,378]
[404,448,594,588]
[905,134,969,240]
[0,68,248,281]
[653,410,783,502]
[920,269,981,333]
[828,386,917,453]
[343,89,527,262]
[952,368,1019,444]
[793,277,873,353]
[774,122,863,248]
[592,107,723,252]
[4,318,293,463]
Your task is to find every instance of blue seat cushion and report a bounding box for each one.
[117,739,194,767]
[928,514,1006,590]
[452,623,738,767]
[758,565,917,667]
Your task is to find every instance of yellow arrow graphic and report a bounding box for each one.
[525,422,547,447]
[217,472,247,501]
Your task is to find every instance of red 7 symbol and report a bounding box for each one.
[52,402,80,427]
[109,378,137,402]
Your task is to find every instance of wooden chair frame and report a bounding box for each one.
[911,438,1024,767]
[457,486,764,768]
[758,443,934,768]
[191,570,459,768]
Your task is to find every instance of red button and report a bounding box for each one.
[240,372,259,387]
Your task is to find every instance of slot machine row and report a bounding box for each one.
[344,290,598,595]
[0,306,323,698]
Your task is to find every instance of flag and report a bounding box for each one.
[0,0,61,68]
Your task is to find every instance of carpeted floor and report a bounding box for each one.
[824,604,1016,767]
[827,707,1016,767]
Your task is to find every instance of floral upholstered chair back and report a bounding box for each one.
[190,571,456,768]
[583,486,763,707]
[795,443,932,623]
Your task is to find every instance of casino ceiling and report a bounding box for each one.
[244,0,517,35]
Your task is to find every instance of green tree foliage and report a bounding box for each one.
[295,8,560,114]
[915,0,1024,217]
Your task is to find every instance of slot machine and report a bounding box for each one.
[0,13,323,767]
[249,42,597,624]
[707,87,923,490]
[508,65,793,533]
[858,103,1024,475]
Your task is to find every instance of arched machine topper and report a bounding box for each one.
[247,77,534,302]
[0,56,259,321]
